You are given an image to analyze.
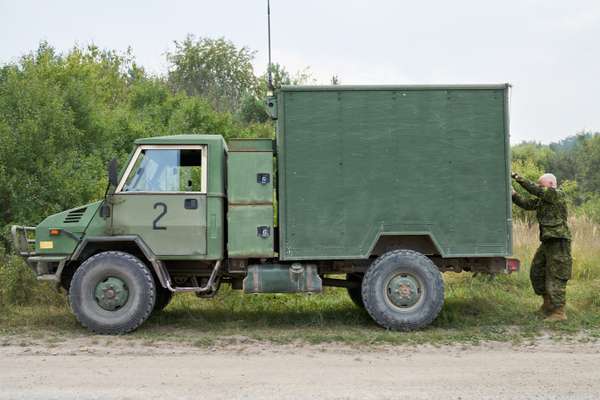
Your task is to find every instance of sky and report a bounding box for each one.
[1,0,599,143]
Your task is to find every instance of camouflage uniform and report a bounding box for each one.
[512,176,572,308]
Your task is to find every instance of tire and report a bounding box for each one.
[346,273,365,308]
[362,250,444,331]
[69,251,156,334]
[153,286,173,312]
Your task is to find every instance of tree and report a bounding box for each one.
[239,94,270,124]
[510,158,544,224]
[0,41,270,251]
[241,63,316,124]
[261,63,315,91]
[167,36,257,114]
[511,141,553,171]
[578,134,600,193]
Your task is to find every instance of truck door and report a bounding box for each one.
[111,145,208,257]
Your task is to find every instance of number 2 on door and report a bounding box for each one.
[153,202,167,230]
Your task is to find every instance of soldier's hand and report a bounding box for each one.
[511,172,520,180]
[512,188,516,196]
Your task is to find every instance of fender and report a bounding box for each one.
[71,235,170,289]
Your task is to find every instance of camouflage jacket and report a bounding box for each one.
[512,176,571,241]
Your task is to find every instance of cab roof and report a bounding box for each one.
[135,134,227,146]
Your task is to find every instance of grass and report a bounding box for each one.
[1,217,599,346]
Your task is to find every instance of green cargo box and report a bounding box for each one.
[275,85,512,261]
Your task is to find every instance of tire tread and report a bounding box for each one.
[69,251,155,335]
[361,249,444,331]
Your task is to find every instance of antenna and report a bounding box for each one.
[267,0,274,92]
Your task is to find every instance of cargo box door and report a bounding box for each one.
[227,139,275,258]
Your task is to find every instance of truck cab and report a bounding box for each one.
[109,135,227,259]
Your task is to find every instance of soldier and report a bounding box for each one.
[511,172,572,321]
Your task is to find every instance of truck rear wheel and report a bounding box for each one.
[69,251,156,334]
[361,250,444,331]
[346,273,364,308]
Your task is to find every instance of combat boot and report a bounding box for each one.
[538,294,553,315]
[544,306,567,322]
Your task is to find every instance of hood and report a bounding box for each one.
[35,201,103,255]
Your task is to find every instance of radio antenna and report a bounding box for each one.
[267,0,274,92]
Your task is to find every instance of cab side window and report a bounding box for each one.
[122,148,204,193]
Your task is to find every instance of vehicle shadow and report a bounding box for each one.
[142,294,535,333]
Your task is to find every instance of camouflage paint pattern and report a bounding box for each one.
[512,175,572,307]
[512,176,571,241]
[529,239,572,307]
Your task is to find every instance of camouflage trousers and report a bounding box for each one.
[530,239,572,308]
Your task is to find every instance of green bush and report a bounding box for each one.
[575,195,600,224]
[0,253,36,307]
[0,246,65,309]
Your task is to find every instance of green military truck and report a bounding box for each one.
[12,84,519,334]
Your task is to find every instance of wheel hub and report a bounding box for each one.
[386,274,421,308]
[95,277,129,311]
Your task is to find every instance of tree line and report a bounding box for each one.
[511,132,600,223]
[0,36,317,248]
[1,36,599,252]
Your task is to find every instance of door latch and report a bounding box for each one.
[256,173,270,185]
[257,226,271,238]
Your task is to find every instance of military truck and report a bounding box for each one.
[12,84,519,334]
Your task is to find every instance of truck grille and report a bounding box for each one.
[63,207,87,223]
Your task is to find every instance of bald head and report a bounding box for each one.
[538,173,557,189]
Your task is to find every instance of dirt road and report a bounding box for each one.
[1,336,599,400]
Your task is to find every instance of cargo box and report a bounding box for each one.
[275,85,512,260]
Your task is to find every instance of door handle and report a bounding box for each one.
[184,198,198,209]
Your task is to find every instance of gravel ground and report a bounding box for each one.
[1,335,599,400]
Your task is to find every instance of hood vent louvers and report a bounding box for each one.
[63,207,87,224]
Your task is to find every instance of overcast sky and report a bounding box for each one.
[1,0,599,143]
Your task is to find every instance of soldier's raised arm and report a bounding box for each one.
[512,189,538,210]
[512,173,559,203]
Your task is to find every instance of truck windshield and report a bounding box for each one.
[122,149,203,192]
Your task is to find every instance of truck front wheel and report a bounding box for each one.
[362,250,444,331]
[69,251,156,334]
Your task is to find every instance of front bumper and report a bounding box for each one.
[11,225,68,282]
[11,225,36,257]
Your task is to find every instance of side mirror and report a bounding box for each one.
[108,158,119,187]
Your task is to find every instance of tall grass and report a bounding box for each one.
[1,217,599,343]
[513,216,600,281]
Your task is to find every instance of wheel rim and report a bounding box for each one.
[385,273,422,309]
[94,277,129,311]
